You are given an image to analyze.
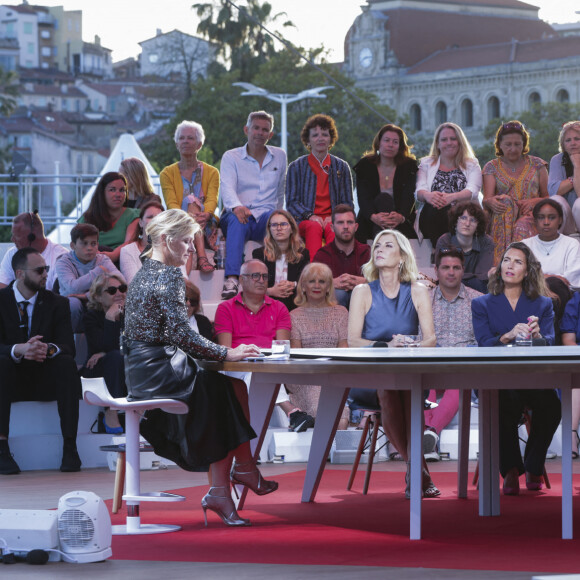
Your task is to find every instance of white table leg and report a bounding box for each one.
[410,384,423,540]
[561,385,573,539]
[457,389,470,499]
[301,386,349,502]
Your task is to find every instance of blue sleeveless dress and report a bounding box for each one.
[362,280,419,341]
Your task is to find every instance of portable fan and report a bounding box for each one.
[57,491,112,563]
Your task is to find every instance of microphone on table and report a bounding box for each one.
[1,549,49,565]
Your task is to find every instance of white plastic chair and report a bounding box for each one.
[82,377,188,535]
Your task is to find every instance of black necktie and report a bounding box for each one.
[18,301,30,342]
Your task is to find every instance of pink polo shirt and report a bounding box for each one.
[214,293,292,348]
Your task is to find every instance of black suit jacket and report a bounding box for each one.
[252,247,310,312]
[0,284,75,359]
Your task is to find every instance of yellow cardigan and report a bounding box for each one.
[159,162,220,217]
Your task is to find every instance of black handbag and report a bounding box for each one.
[123,338,197,402]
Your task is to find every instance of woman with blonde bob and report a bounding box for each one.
[348,229,439,498]
[415,122,481,245]
[252,209,309,311]
[286,262,350,428]
[124,209,276,528]
[119,157,162,209]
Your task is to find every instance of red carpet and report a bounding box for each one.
[109,470,580,573]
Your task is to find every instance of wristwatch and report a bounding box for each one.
[46,343,57,358]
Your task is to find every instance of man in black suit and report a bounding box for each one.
[0,247,81,474]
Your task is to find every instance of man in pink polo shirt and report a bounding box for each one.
[215,259,315,432]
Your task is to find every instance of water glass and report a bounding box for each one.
[271,339,291,359]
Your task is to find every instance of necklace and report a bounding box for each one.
[537,237,559,255]
[502,158,520,174]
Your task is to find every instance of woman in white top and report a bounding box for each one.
[120,201,164,284]
[415,122,481,245]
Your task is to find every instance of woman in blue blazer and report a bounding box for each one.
[471,241,560,495]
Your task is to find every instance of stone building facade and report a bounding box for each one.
[343,0,580,145]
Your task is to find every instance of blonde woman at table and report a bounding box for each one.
[286,262,350,429]
[348,229,439,498]
[124,209,276,527]
[471,242,559,495]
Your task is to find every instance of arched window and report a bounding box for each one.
[461,98,473,127]
[435,101,447,125]
[487,96,500,122]
[557,89,570,103]
[410,104,422,131]
[528,91,541,109]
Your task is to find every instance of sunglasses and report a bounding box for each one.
[104,284,128,295]
[242,273,269,281]
[23,265,50,275]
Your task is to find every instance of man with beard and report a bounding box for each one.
[313,204,370,308]
[0,248,81,474]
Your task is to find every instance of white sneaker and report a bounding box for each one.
[221,278,239,300]
[423,429,440,462]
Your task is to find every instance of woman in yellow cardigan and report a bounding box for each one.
[160,120,220,272]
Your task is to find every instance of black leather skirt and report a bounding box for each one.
[124,339,256,472]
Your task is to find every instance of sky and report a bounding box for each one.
[35,0,580,63]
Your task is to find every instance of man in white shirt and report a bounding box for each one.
[219,111,287,300]
[0,211,67,291]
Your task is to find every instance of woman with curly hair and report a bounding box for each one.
[483,120,548,264]
[252,209,309,311]
[355,124,418,242]
[286,114,353,258]
[435,201,493,293]
[471,241,559,495]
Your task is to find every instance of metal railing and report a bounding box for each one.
[0,173,102,231]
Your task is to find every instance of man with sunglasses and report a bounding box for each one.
[215,260,314,431]
[0,248,81,475]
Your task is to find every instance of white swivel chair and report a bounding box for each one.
[82,377,188,535]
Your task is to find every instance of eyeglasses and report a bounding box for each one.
[104,284,128,295]
[23,265,50,274]
[457,215,478,225]
[270,222,290,229]
[241,273,269,281]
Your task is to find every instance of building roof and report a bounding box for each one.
[83,82,126,97]
[21,84,87,98]
[368,0,539,12]
[348,4,554,68]
[408,35,580,74]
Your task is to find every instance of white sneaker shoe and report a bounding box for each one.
[423,429,440,462]
[221,278,239,300]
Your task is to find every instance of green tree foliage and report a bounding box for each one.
[475,102,580,166]
[144,49,398,171]
[193,0,293,81]
[0,66,18,117]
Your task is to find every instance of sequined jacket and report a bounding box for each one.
[124,258,227,361]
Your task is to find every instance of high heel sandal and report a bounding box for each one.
[525,472,543,491]
[573,430,579,460]
[502,467,520,496]
[197,256,215,273]
[230,461,278,496]
[422,469,441,498]
[201,486,251,527]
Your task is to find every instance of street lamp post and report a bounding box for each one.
[232,82,333,153]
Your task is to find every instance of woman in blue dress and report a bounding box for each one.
[348,229,439,498]
[471,241,560,495]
